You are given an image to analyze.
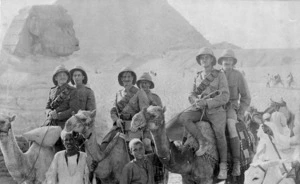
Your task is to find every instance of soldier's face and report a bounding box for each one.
[121,72,134,87]
[199,54,213,67]
[222,58,235,70]
[73,70,85,85]
[55,72,69,86]
[139,80,151,93]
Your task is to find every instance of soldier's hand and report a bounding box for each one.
[49,110,58,120]
[188,96,198,104]
[90,160,98,172]
[116,119,123,128]
[195,99,207,109]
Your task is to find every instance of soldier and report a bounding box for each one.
[45,65,79,151]
[178,47,229,179]
[45,65,79,128]
[101,67,148,151]
[129,72,162,153]
[218,49,251,176]
[70,66,96,111]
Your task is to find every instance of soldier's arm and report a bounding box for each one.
[238,73,251,116]
[205,72,229,109]
[152,94,163,107]
[189,76,200,104]
[86,89,96,111]
[110,107,119,123]
[45,90,52,116]
[57,89,80,120]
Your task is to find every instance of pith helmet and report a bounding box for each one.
[118,67,137,86]
[137,72,154,89]
[70,66,88,85]
[52,65,70,85]
[196,47,217,66]
[218,49,237,65]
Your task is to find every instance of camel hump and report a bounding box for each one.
[23,126,62,147]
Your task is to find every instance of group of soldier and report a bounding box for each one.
[44,47,251,181]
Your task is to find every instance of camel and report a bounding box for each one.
[62,109,130,184]
[131,106,255,184]
[130,106,218,184]
[244,160,295,184]
[0,113,58,184]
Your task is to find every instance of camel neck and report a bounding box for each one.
[150,120,170,159]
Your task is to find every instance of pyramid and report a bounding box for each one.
[55,0,210,55]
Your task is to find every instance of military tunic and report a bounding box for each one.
[76,84,96,111]
[224,69,251,117]
[110,86,139,122]
[190,69,229,113]
[45,83,80,128]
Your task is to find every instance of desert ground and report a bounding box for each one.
[0,48,299,183]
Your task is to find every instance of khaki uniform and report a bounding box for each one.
[46,83,80,129]
[76,85,96,111]
[110,86,139,122]
[224,69,251,119]
[178,69,229,163]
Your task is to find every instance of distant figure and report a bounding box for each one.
[287,72,294,88]
[150,70,157,77]
[267,74,284,87]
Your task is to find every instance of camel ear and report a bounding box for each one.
[72,111,76,116]
[90,109,96,118]
[162,106,167,113]
[9,115,16,122]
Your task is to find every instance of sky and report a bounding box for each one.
[1,0,300,49]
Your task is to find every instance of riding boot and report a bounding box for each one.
[230,137,241,176]
[99,126,119,151]
[185,121,211,156]
[218,162,228,180]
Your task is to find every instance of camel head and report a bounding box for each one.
[131,106,166,132]
[244,160,287,184]
[63,110,96,137]
[0,114,15,136]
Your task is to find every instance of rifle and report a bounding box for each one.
[115,93,125,134]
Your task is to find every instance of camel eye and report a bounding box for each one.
[253,177,259,181]
[0,120,5,124]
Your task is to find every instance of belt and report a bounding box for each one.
[120,113,132,121]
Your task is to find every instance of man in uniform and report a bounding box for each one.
[101,67,148,151]
[70,66,96,111]
[45,64,79,151]
[128,72,163,153]
[178,47,229,179]
[218,49,251,176]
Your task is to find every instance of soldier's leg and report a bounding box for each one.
[227,108,241,176]
[100,126,119,151]
[207,111,227,179]
[178,110,211,156]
